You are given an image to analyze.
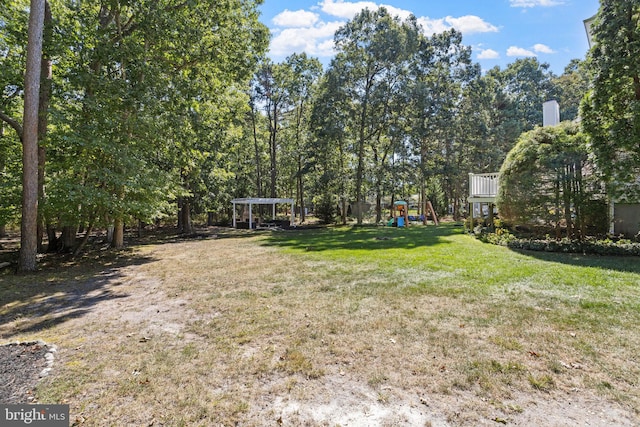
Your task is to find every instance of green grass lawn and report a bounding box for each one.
[264,224,640,406]
[276,224,640,332]
[266,223,640,298]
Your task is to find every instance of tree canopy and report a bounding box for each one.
[581,0,640,202]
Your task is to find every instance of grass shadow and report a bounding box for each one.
[0,249,158,341]
[511,248,640,274]
[262,223,462,252]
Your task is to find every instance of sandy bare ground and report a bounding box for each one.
[1,228,638,426]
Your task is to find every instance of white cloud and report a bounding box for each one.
[507,46,536,57]
[319,0,380,19]
[418,15,497,36]
[445,15,499,35]
[477,49,500,59]
[509,0,564,7]
[270,21,343,57]
[273,9,320,28]
[533,43,555,54]
[319,0,415,20]
[417,17,450,35]
[316,39,337,57]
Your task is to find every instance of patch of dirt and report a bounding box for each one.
[243,373,637,426]
[256,374,449,426]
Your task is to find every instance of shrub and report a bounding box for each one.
[497,123,606,239]
[475,230,640,256]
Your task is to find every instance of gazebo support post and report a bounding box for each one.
[290,201,294,227]
[232,201,237,228]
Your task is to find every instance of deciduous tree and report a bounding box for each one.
[582,0,640,202]
[329,8,415,224]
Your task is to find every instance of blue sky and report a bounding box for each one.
[258,0,600,74]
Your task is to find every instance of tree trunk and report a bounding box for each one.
[19,0,45,273]
[421,180,428,226]
[72,222,93,257]
[269,106,278,198]
[180,200,192,234]
[338,140,347,225]
[250,106,263,198]
[111,218,124,249]
[36,1,52,254]
[453,193,460,221]
[0,224,6,237]
[297,157,305,223]
[354,80,372,226]
[563,165,573,239]
[46,224,58,252]
[575,160,585,239]
[340,197,347,225]
[61,225,77,252]
[355,132,366,225]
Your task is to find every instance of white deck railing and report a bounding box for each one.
[469,172,499,198]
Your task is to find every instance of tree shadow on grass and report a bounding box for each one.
[511,248,640,275]
[0,249,157,341]
[0,225,263,341]
[261,223,461,252]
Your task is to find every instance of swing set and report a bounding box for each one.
[387,200,438,227]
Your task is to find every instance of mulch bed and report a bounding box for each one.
[0,342,54,404]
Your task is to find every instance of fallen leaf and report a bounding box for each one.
[71,415,86,426]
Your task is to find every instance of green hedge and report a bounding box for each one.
[476,228,640,256]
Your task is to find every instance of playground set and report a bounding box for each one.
[387,200,438,227]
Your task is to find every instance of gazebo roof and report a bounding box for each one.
[231,198,294,204]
